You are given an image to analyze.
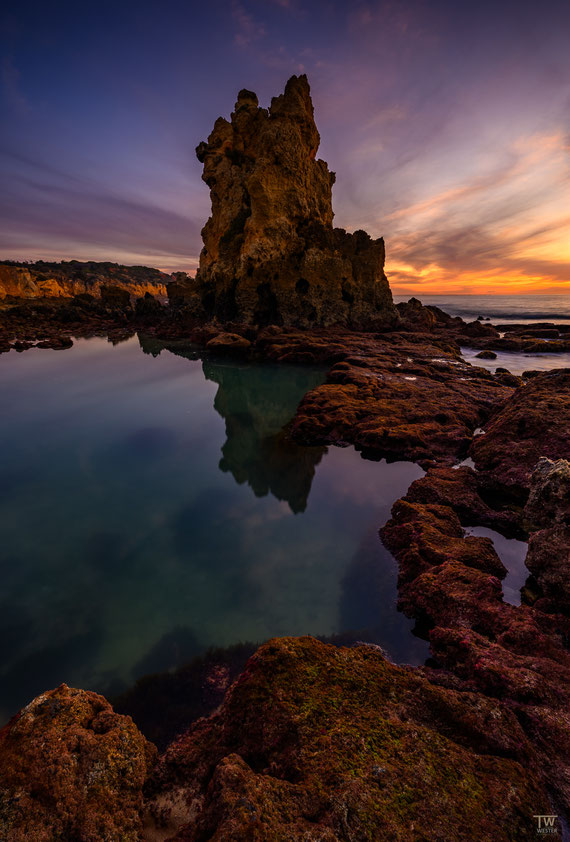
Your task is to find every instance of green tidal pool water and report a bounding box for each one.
[0,335,427,721]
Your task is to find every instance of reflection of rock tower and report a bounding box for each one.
[172,75,397,328]
[203,360,326,513]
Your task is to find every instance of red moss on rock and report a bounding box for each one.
[276,330,514,466]
[143,636,549,841]
[471,370,570,497]
[381,467,570,814]
[0,684,156,841]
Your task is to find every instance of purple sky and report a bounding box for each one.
[1,0,569,292]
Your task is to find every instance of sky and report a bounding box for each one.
[1,0,569,294]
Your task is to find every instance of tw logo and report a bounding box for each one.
[534,815,558,835]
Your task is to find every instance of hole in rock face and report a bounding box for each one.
[203,291,215,313]
[254,282,282,327]
[296,278,310,295]
[218,281,238,322]
[341,284,354,305]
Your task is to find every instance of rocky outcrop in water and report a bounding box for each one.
[381,466,570,818]
[1,321,570,836]
[170,76,397,329]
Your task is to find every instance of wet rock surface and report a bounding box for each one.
[1,309,569,836]
[274,329,513,466]
[2,222,570,840]
[524,458,570,615]
[381,465,570,817]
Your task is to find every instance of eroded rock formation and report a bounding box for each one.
[381,466,570,816]
[471,370,570,497]
[173,75,397,328]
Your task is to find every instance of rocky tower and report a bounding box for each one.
[176,75,397,328]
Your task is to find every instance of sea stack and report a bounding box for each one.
[173,75,397,328]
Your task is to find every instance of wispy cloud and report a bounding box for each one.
[232,1,267,47]
[2,0,570,288]
[366,131,570,291]
[0,149,202,272]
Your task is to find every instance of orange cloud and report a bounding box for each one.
[372,131,570,294]
[388,262,570,295]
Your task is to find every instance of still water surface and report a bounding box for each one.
[0,335,427,721]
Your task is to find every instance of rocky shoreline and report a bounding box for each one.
[1,291,569,840]
[1,72,569,839]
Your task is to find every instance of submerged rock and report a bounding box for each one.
[0,684,156,841]
[171,76,397,329]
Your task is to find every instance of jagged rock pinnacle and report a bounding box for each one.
[174,74,397,328]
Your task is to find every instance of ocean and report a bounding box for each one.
[393,293,570,325]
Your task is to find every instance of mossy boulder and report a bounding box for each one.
[0,684,156,841]
[144,636,549,841]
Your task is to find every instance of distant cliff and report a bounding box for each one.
[0,260,169,300]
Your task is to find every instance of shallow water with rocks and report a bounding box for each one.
[0,335,428,722]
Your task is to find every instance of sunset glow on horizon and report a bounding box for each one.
[1,0,569,295]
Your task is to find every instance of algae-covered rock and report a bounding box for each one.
[471,370,570,496]
[144,636,549,841]
[0,684,156,841]
[525,457,570,530]
[381,466,570,816]
[525,458,570,615]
